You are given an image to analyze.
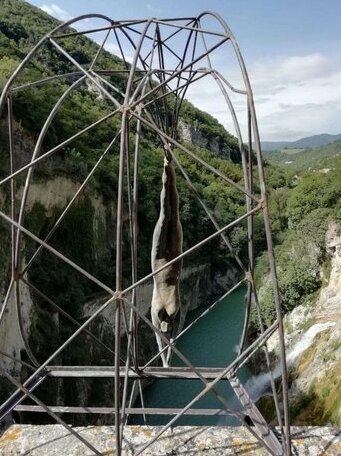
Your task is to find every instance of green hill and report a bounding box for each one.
[265,140,341,172]
[260,133,341,151]
[1,0,283,374]
[0,0,248,279]
[1,0,340,428]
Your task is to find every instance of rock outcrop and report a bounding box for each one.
[0,176,240,423]
[267,222,341,424]
[178,120,231,159]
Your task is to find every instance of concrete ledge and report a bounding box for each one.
[0,425,340,455]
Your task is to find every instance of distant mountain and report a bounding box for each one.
[265,139,341,172]
[260,133,341,151]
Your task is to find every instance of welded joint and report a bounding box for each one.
[244,271,252,283]
[204,382,214,392]
[133,103,145,114]
[13,268,22,282]
[113,291,124,302]
[119,104,130,114]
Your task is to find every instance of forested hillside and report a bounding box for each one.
[253,151,341,425]
[253,152,341,328]
[260,133,341,151]
[254,141,341,331]
[265,139,341,171]
[0,0,283,415]
[0,0,249,287]
[1,0,340,427]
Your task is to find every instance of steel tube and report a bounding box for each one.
[0,109,120,188]
[130,110,260,202]
[14,405,242,416]
[0,369,102,455]
[154,20,228,38]
[11,72,83,91]
[0,13,291,456]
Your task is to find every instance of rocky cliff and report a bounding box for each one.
[178,120,232,159]
[266,222,341,424]
[0,175,239,423]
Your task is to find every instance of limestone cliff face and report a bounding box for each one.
[0,269,34,377]
[267,222,341,425]
[84,262,239,343]
[0,177,109,375]
[0,176,239,418]
[0,176,239,360]
[178,120,231,159]
[316,223,341,317]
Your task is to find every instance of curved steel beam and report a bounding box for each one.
[0,13,291,456]
[0,13,114,115]
[198,10,291,453]
[115,18,154,452]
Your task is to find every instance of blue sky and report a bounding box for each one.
[28,0,341,141]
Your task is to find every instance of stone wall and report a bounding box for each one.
[1,425,340,455]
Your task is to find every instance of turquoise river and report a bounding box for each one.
[131,286,251,426]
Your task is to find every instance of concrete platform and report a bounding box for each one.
[0,425,341,455]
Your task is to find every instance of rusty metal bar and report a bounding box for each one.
[14,405,240,416]
[46,366,235,379]
[154,20,228,38]
[0,350,36,372]
[43,319,278,381]
[11,71,84,91]
[120,32,159,432]
[0,13,291,456]
[228,374,283,456]
[52,21,146,39]
[0,369,102,455]
[0,108,121,188]
[115,20,154,454]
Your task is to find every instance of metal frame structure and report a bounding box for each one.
[0,12,291,455]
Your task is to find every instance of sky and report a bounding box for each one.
[27,0,341,142]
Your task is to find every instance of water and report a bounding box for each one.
[245,321,336,402]
[131,286,250,426]
[130,289,332,427]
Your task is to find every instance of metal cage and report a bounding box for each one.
[0,12,291,455]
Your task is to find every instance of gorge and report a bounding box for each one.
[0,1,340,448]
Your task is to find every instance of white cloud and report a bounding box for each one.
[251,53,330,87]
[184,53,341,141]
[40,4,71,21]
[249,54,341,140]
[103,43,120,55]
